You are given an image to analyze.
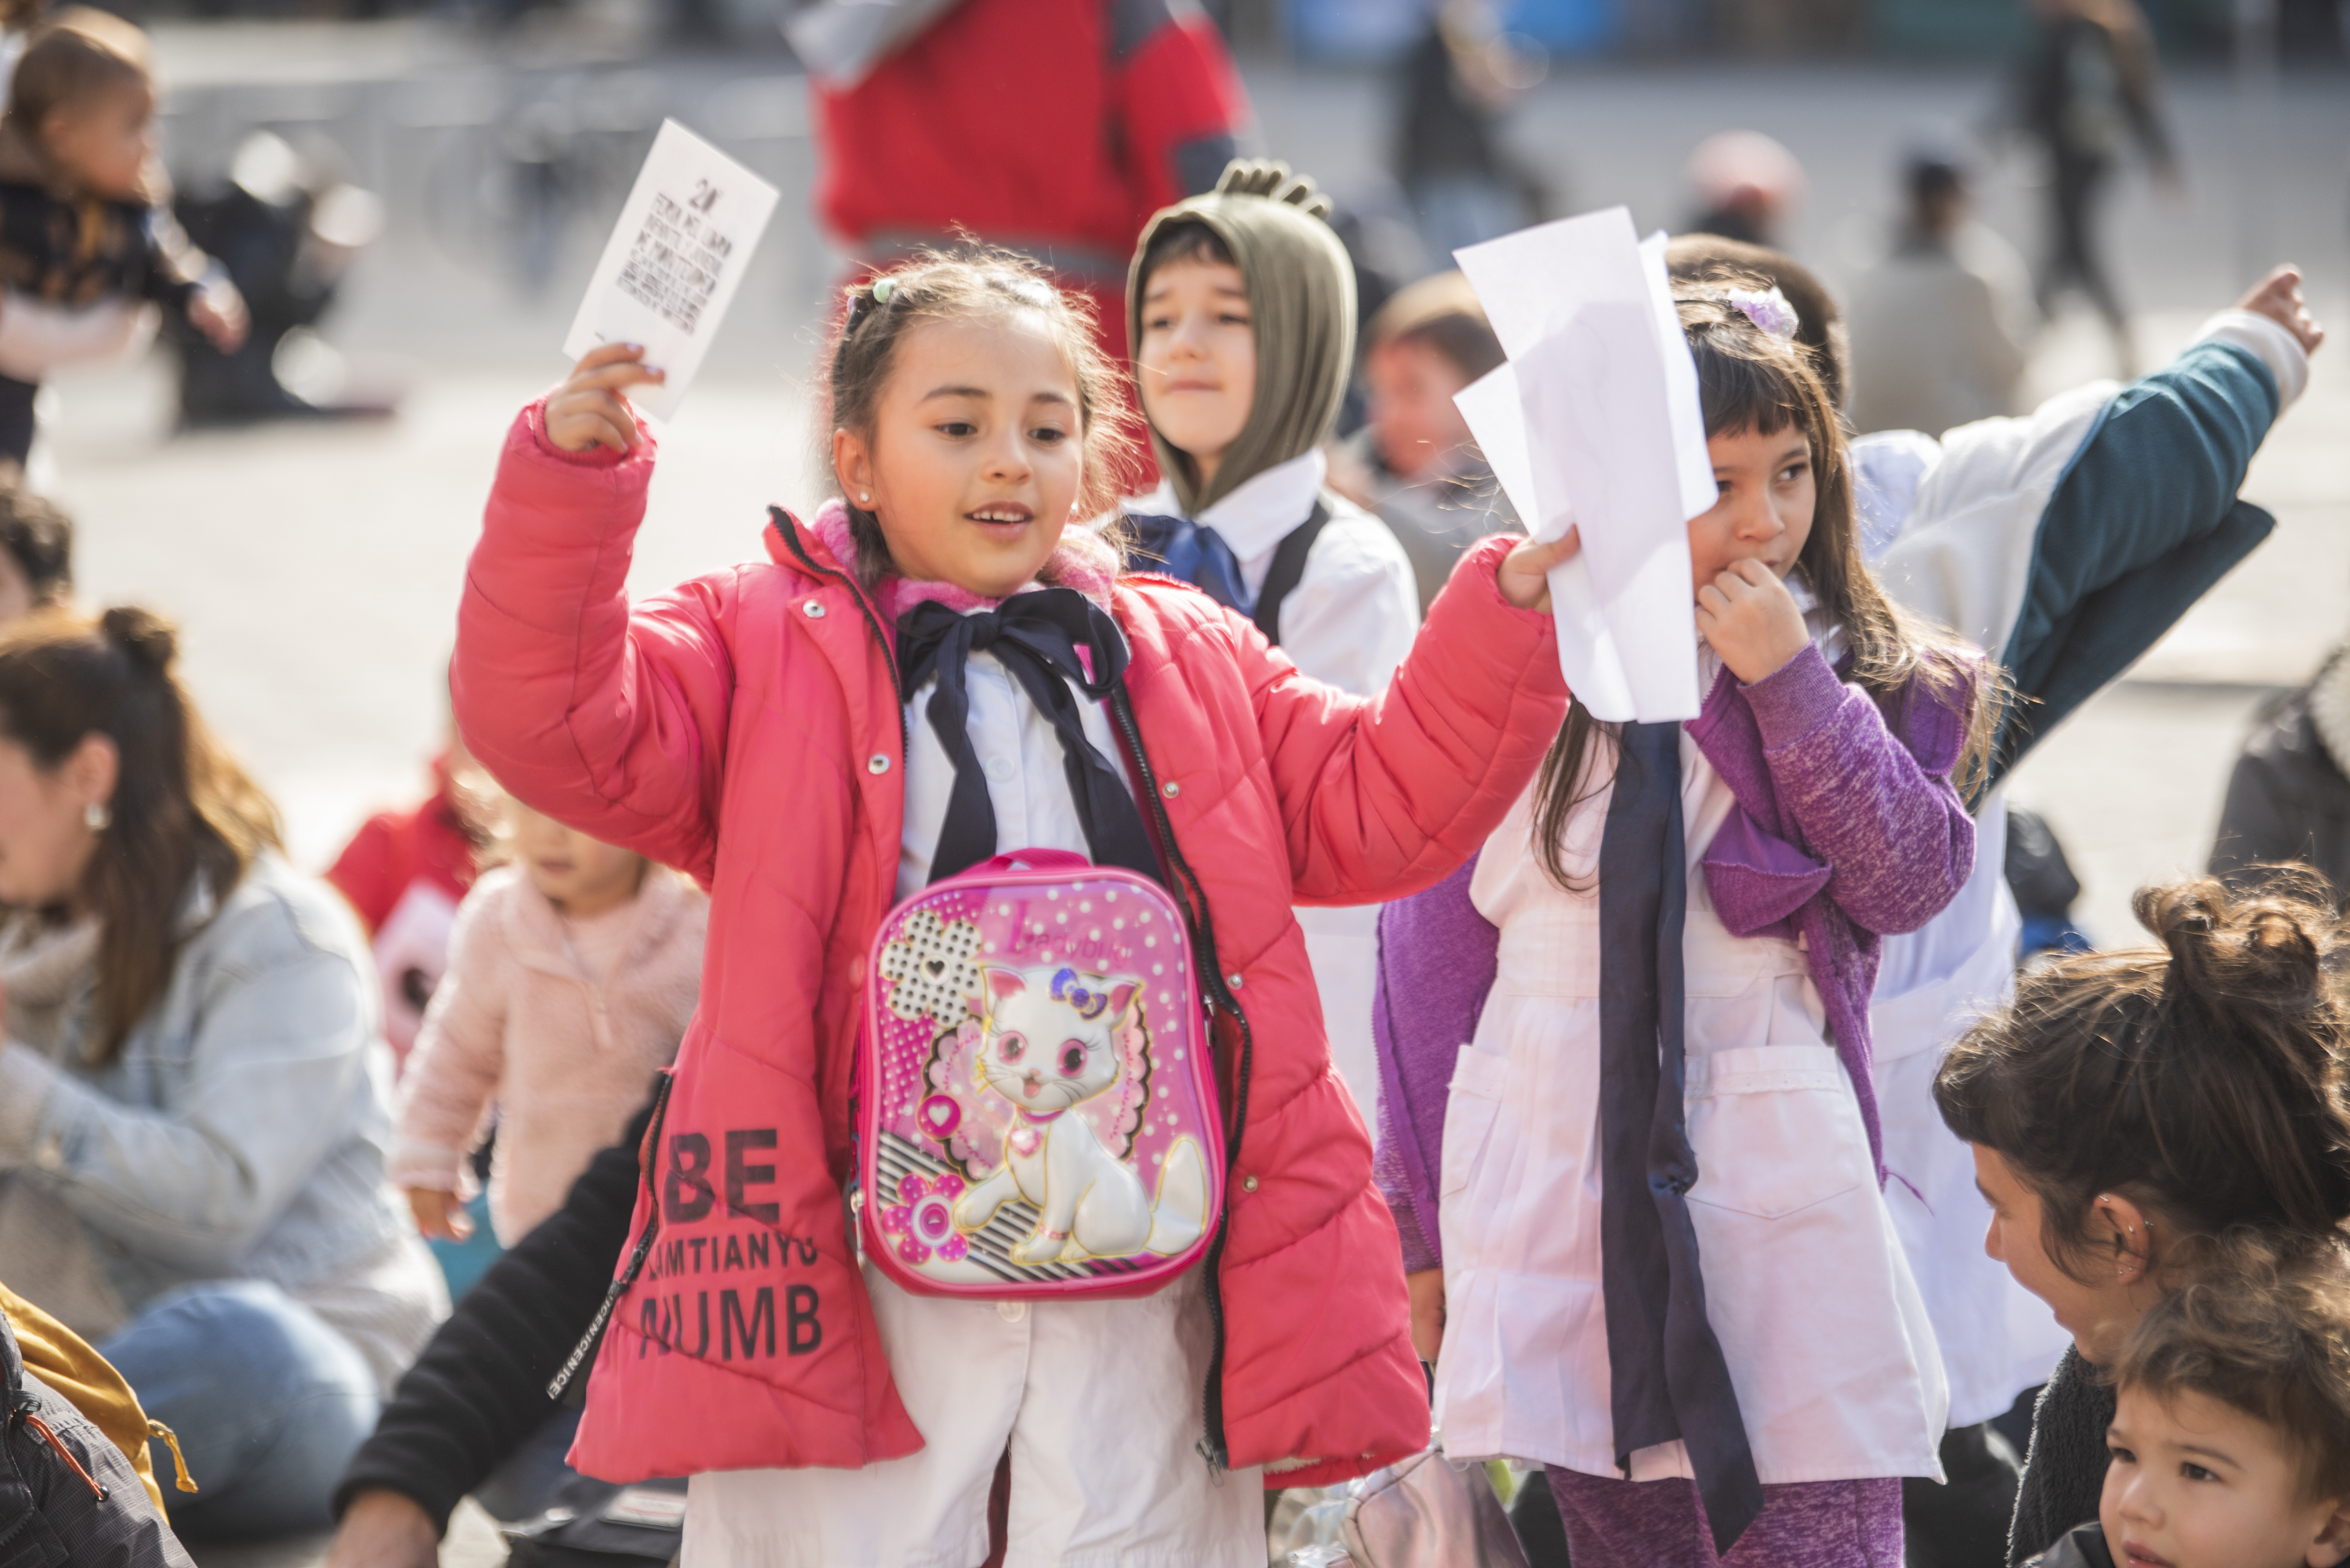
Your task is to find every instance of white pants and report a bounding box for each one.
[682,1266,1264,1568]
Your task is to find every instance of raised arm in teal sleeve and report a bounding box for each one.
[1993,340,2280,781]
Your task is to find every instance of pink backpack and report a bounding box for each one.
[854,849,1224,1299]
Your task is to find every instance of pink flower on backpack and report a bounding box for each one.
[877,1171,970,1266]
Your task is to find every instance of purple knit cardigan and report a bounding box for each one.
[1372,643,1977,1274]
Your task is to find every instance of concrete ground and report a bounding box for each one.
[38,27,2348,1564]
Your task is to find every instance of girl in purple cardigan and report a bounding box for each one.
[1375,291,1995,1566]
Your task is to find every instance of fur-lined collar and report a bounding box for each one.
[805,497,1119,623]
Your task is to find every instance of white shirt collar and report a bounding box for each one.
[1130,448,1328,569]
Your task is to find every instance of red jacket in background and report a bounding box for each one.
[815,0,1248,363]
[327,756,483,1067]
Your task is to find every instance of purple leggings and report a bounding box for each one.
[1544,1468,1904,1568]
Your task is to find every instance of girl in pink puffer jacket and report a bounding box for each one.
[454,247,1575,1566]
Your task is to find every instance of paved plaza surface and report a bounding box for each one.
[42,33,2347,1563]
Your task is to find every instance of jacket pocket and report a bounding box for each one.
[1439,1047,1510,1199]
[1683,1045,1868,1219]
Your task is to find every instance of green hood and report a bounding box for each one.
[1127,160,1358,516]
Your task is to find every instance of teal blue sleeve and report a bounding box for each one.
[1991,341,2280,781]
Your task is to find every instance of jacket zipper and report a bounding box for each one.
[1108,685,1254,1474]
[770,507,909,753]
[5,1392,107,1504]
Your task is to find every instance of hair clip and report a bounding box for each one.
[872,276,896,305]
[1724,285,1799,341]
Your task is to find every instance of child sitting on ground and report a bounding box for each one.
[0,9,244,464]
[391,800,707,1248]
[2026,1234,2350,1567]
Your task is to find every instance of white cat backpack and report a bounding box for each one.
[853,848,1226,1299]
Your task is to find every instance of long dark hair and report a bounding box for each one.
[1935,873,2350,1283]
[0,606,281,1063]
[1525,290,1997,890]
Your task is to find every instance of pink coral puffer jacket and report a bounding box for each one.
[452,404,1568,1487]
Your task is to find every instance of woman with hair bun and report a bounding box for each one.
[1933,871,2350,1563]
[0,606,446,1540]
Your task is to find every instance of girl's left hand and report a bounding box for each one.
[1697,559,1810,684]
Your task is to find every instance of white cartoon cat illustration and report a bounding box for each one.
[950,964,1208,1266]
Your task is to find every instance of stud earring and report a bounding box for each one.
[84,800,110,831]
[859,493,872,504]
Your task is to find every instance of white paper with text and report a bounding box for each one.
[562,120,779,421]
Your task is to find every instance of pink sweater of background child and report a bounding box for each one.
[389,862,707,1245]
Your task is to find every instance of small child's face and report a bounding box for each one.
[1365,337,1474,485]
[1134,258,1255,480]
[508,802,644,919]
[833,312,1084,599]
[42,79,154,202]
[2102,1385,2350,1568]
[1686,421,1814,599]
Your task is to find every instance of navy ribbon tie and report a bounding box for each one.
[1126,512,1254,616]
[1596,721,1764,1552]
[895,588,1162,888]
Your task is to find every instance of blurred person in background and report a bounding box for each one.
[1683,128,1804,250]
[2210,623,2350,901]
[385,798,700,1519]
[787,0,1247,380]
[1330,268,1517,612]
[0,476,67,619]
[1391,0,1546,263]
[2012,0,2177,374]
[0,10,246,466]
[168,130,392,426]
[326,698,494,1073]
[1846,146,2036,438]
[0,607,446,1540]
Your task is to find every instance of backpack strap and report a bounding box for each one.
[1249,498,1332,648]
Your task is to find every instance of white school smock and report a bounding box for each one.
[1432,731,1948,1486]
[1130,448,1420,1133]
[682,605,1264,1568]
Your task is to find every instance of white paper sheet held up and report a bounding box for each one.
[562,121,780,421]
[1452,208,1716,723]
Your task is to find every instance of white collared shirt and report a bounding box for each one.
[1130,448,1421,697]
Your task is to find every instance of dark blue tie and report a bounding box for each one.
[1597,720,1762,1552]
[1126,512,1254,616]
[894,590,1162,889]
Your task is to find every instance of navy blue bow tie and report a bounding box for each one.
[894,589,1161,889]
[1126,512,1254,616]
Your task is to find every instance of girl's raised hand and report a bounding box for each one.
[1497,529,1580,613]
[1697,558,1810,684]
[2236,265,2325,356]
[545,343,667,453]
